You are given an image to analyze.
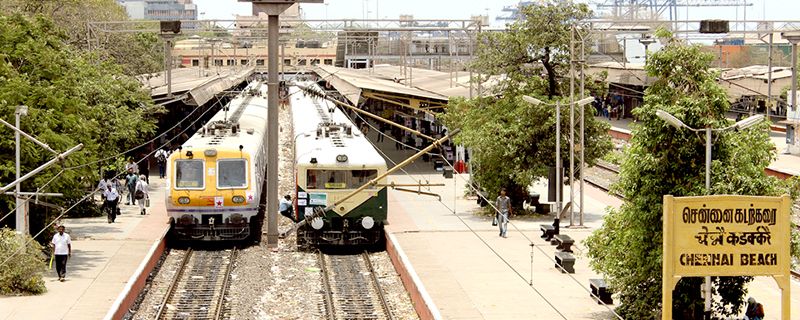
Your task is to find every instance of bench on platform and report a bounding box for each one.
[552,234,575,253]
[539,224,555,241]
[554,251,575,273]
[589,279,613,305]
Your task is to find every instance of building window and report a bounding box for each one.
[215,59,223,66]
[311,59,320,65]
[226,59,235,66]
[324,59,333,65]
[298,59,307,66]
[241,59,248,66]
[283,59,292,66]
[192,60,199,67]
[256,59,265,66]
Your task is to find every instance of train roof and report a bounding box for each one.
[290,82,387,168]
[182,81,269,153]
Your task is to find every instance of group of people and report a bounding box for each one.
[96,159,151,223]
[594,95,625,121]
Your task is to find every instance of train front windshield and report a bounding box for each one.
[175,160,205,189]
[306,169,378,189]
[218,159,248,188]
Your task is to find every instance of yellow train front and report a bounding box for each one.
[165,81,269,244]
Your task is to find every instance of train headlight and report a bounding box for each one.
[311,217,325,230]
[232,196,245,203]
[178,197,190,204]
[204,148,217,157]
[179,214,194,226]
[229,213,244,224]
[360,216,375,230]
[336,154,348,162]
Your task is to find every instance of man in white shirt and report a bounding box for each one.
[124,158,139,175]
[50,225,72,282]
[103,184,120,223]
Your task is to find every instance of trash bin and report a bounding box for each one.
[434,160,444,171]
[443,167,453,178]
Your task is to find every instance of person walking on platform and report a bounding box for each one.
[103,184,120,223]
[140,157,150,184]
[745,297,764,320]
[50,225,71,282]
[97,176,113,201]
[125,168,139,206]
[376,122,385,142]
[496,188,513,238]
[134,175,149,215]
[124,158,139,175]
[155,147,169,179]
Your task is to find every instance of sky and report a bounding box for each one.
[192,0,800,28]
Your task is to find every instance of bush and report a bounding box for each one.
[0,228,47,295]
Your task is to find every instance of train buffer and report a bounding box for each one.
[539,224,555,241]
[554,251,575,274]
[589,278,613,305]
[552,234,575,253]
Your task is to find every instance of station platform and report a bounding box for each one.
[4,112,800,320]
[0,174,170,320]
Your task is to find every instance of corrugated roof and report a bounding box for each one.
[139,67,254,106]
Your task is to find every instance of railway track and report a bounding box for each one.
[584,161,623,199]
[319,251,395,320]
[155,248,237,320]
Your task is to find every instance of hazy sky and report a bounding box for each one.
[193,0,798,28]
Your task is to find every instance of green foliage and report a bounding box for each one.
[470,2,592,98]
[1,0,164,75]
[0,228,47,294]
[0,12,162,231]
[584,28,793,319]
[441,94,612,209]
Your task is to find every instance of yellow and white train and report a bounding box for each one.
[291,81,388,246]
[165,81,269,243]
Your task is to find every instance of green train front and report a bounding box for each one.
[295,166,387,245]
[290,81,388,246]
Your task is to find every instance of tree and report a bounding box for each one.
[470,2,592,98]
[583,28,798,319]
[1,0,165,76]
[442,94,612,206]
[0,228,47,294]
[441,2,611,207]
[0,13,162,235]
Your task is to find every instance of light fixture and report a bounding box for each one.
[360,216,375,229]
[205,148,217,156]
[735,114,765,130]
[310,157,318,164]
[576,97,595,106]
[178,197,190,204]
[656,109,688,130]
[336,154,348,162]
[522,95,542,105]
[232,196,245,203]
[15,105,28,116]
[186,150,194,158]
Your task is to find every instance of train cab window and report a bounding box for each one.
[175,160,205,189]
[349,170,378,189]
[217,159,248,188]
[306,169,377,189]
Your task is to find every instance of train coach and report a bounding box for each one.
[290,81,388,246]
[165,81,269,244]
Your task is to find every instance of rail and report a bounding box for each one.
[319,251,394,320]
[155,248,237,320]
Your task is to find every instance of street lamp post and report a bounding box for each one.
[15,105,28,234]
[523,95,593,231]
[656,109,764,319]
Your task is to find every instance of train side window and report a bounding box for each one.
[175,160,205,189]
[349,170,377,189]
[217,159,248,188]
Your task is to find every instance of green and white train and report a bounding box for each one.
[289,81,388,246]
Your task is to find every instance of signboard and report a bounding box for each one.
[308,192,327,206]
[662,195,791,319]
